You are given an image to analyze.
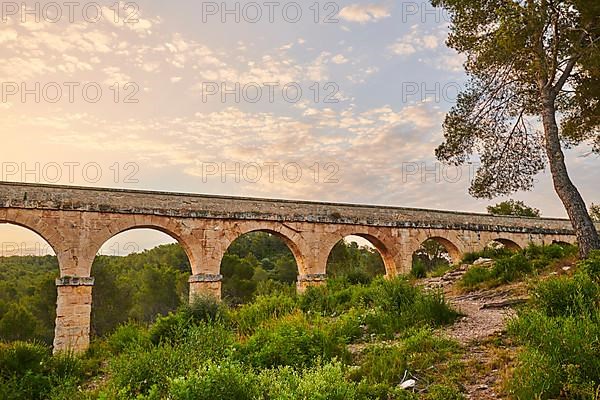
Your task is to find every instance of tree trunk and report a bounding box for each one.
[540,90,600,258]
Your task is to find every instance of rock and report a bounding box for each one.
[473,258,494,267]
[562,266,571,271]
[480,298,528,309]
[399,379,416,389]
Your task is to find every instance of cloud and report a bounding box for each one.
[389,26,442,56]
[0,28,18,44]
[389,42,417,56]
[102,66,132,85]
[331,54,349,64]
[339,3,391,24]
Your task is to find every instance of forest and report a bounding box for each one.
[0,232,387,342]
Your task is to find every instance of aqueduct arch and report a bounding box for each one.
[320,228,399,280]
[208,222,309,294]
[422,236,462,264]
[490,238,522,251]
[0,182,589,353]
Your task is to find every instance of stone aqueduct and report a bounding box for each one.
[0,182,582,353]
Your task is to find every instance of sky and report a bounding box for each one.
[0,0,598,256]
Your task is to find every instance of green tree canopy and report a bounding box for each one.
[591,204,600,222]
[487,200,541,217]
[431,0,600,257]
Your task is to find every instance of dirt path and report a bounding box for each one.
[445,289,522,345]
[420,265,527,399]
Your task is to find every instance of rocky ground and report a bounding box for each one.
[420,261,529,399]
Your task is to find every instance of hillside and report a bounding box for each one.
[0,242,599,399]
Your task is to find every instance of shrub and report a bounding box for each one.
[579,250,600,281]
[167,360,260,400]
[285,362,360,400]
[507,347,562,399]
[493,253,532,283]
[401,328,460,372]
[411,290,459,327]
[375,277,418,314]
[147,296,227,345]
[232,293,297,336]
[260,362,363,400]
[460,266,492,289]
[325,309,363,343]
[148,311,189,345]
[105,344,187,397]
[349,344,407,385]
[411,259,427,278]
[361,307,397,338]
[0,341,49,377]
[255,280,296,297]
[238,313,347,368]
[461,247,513,264]
[47,351,84,382]
[298,277,456,337]
[532,272,599,317]
[524,242,572,261]
[350,329,462,395]
[508,309,600,398]
[107,323,149,353]
[0,341,84,400]
[299,279,374,316]
[508,268,600,398]
[426,384,465,400]
[344,269,374,285]
[461,253,536,289]
[186,294,223,323]
[106,323,235,398]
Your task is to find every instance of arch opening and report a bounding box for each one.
[0,223,58,344]
[326,235,387,284]
[91,228,192,338]
[488,238,522,252]
[551,240,574,248]
[220,230,300,305]
[411,237,459,278]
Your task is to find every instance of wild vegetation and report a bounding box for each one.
[459,242,578,291]
[506,250,600,398]
[1,275,460,399]
[1,234,599,399]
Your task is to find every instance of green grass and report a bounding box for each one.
[7,250,598,400]
[505,253,600,399]
[0,277,461,400]
[459,243,577,291]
